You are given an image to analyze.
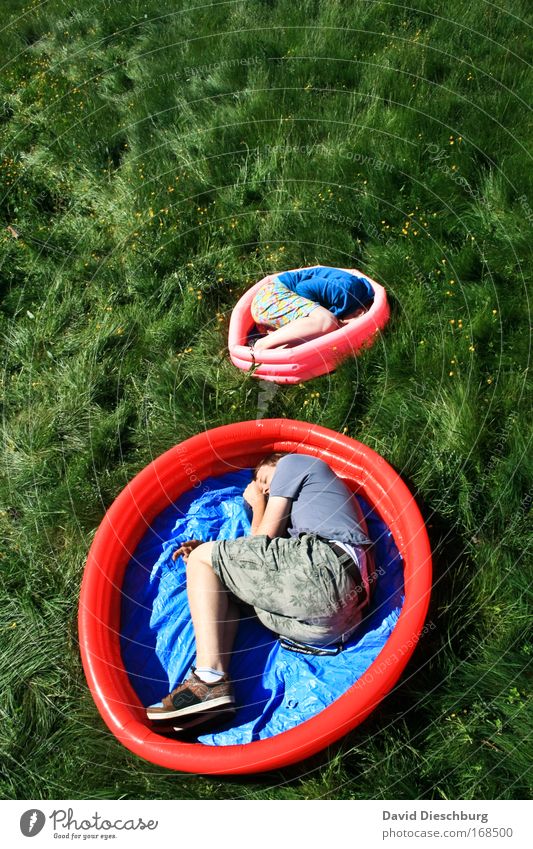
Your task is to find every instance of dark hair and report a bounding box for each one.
[253,452,287,480]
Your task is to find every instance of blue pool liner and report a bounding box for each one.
[120,469,404,745]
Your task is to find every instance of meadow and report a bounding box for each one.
[0,0,531,799]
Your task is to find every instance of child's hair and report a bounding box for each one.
[253,452,287,480]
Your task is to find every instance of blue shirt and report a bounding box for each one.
[269,454,371,545]
[276,266,374,317]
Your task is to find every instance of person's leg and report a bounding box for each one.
[222,598,241,663]
[185,541,238,673]
[213,534,367,647]
[146,541,238,721]
[253,306,339,352]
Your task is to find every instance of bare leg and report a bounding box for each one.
[222,599,241,666]
[185,541,239,673]
[253,306,339,352]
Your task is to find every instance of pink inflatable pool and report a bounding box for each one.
[228,266,390,384]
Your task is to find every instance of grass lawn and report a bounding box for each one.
[0,0,531,799]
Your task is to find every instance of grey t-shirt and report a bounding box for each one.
[268,453,370,545]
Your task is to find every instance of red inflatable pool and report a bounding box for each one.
[79,418,431,775]
[228,267,390,384]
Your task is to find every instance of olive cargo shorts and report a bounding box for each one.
[210,533,367,646]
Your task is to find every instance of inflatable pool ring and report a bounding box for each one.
[228,267,390,384]
[79,419,431,775]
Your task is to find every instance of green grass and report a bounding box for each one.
[1,0,531,799]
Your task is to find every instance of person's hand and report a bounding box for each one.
[172,539,202,562]
[243,480,266,507]
[340,307,366,325]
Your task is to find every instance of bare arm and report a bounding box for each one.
[253,495,292,538]
[243,481,291,538]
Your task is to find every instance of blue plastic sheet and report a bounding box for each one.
[120,469,404,745]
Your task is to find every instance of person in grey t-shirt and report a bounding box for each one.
[146,452,373,725]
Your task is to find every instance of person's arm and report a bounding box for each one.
[243,481,267,532]
[243,481,291,537]
[253,495,292,538]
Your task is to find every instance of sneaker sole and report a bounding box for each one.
[146,694,235,722]
[171,707,236,733]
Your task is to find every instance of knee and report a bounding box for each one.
[186,542,215,571]
[312,308,340,334]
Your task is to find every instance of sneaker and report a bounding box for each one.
[146,669,235,721]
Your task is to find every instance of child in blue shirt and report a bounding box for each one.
[250,266,374,352]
